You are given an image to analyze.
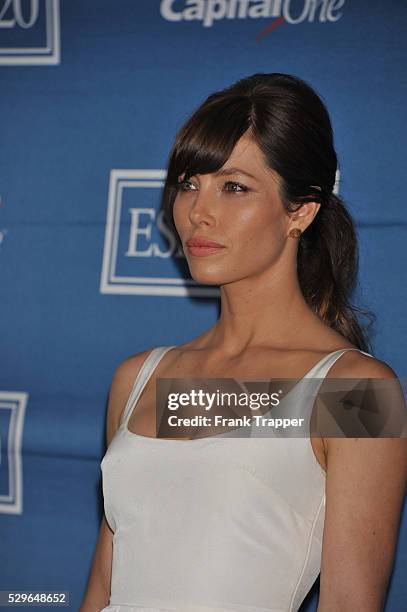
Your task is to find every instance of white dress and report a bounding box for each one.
[100,345,373,612]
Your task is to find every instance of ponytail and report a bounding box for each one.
[296,193,376,352]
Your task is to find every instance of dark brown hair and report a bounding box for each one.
[161,73,375,352]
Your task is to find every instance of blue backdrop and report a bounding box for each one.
[0,1,406,610]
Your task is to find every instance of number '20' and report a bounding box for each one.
[0,0,39,29]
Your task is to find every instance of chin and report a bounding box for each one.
[189,273,222,286]
[189,268,235,286]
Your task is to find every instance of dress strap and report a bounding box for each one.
[310,347,374,380]
[120,345,177,426]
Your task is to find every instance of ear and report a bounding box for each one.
[289,201,321,232]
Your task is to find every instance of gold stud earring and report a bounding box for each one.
[289,228,302,238]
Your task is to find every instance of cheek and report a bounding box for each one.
[233,205,285,252]
[172,197,191,235]
[172,199,181,227]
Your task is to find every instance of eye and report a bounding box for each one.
[223,181,248,193]
[176,179,249,193]
[176,179,196,192]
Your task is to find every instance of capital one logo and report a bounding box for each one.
[160,0,346,29]
[0,0,60,65]
[0,391,27,514]
[100,168,340,298]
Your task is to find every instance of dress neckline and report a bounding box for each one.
[123,345,371,443]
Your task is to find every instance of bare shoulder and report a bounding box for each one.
[327,348,398,379]
[112,347,155,387]
[321,348,404,460]
[105,347,156,446]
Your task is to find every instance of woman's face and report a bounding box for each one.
[173,132,294,286]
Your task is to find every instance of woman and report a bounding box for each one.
[81,73,407,612]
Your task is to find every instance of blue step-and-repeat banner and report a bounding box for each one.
[1,1,406,610]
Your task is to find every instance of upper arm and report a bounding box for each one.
[105,348,152,447]
[80,349,153,608]
[318,355,407,611]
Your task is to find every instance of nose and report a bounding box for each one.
[188,186,217,228]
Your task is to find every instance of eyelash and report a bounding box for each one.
[176,179,249,193]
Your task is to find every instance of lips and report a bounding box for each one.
[186,237,224,248]
[185,236,226,257]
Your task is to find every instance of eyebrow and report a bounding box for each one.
[181,166,260,182]
[214,166,259,181]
